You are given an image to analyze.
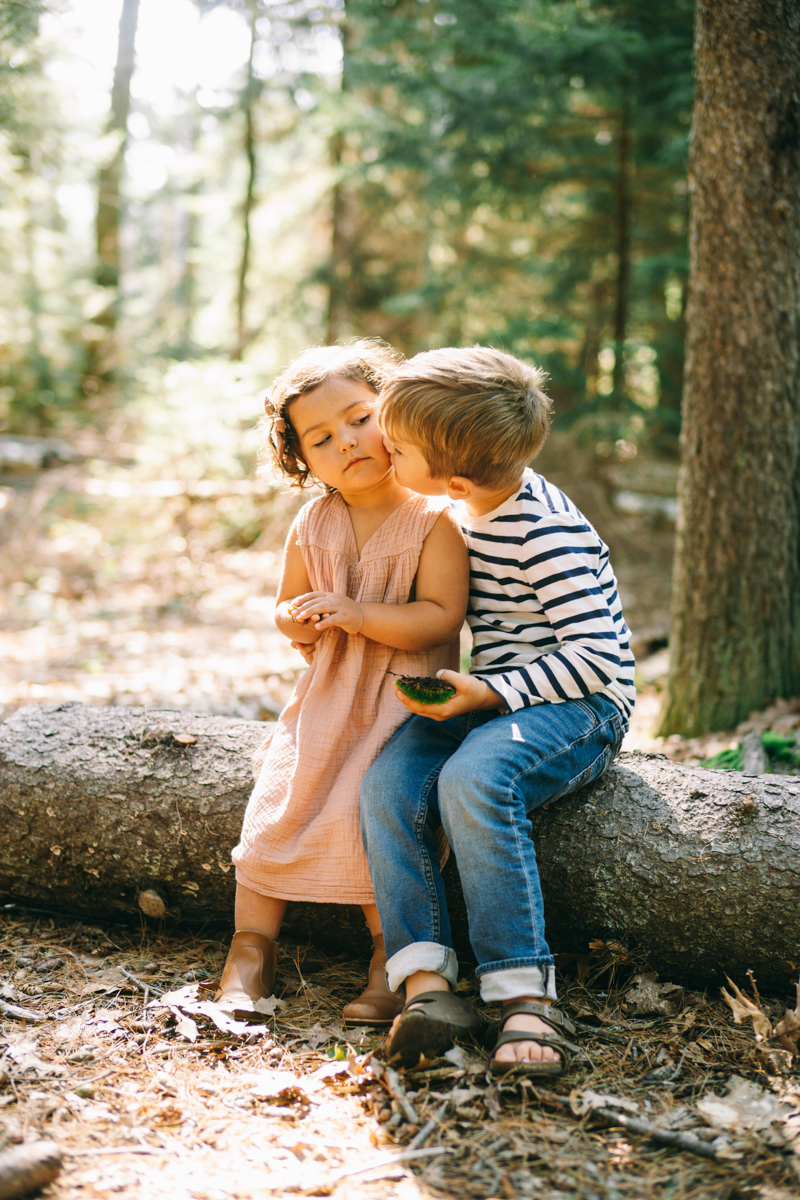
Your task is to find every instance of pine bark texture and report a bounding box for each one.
[2,705,799,987]
[661,0,800,735]
[83,0,140,389]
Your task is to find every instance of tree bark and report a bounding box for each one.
[233,0,259,362]
[659,0,800,736]
[82,0,140,394]
[1,704,799,988]
[612,87,631,401]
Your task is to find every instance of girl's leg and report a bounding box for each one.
[341,903,402,1027]
[216,883,285,1016]
[361,903,382,938]
[235,883,286,940]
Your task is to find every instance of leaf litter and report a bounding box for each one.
[2,915,800,1199]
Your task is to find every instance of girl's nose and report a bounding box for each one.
[340,429,357,451]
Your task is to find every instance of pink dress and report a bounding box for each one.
[232,491,453,905]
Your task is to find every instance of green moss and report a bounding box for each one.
[394,675,456,704]
[702,731,800,772]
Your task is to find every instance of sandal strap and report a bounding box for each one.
[501,1001,577,1036]
[494,1028,579,1055]
[403,989,479,1026]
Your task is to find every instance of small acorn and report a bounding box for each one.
[393,675,456,704]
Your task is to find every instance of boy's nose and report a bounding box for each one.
[383,434,395,454]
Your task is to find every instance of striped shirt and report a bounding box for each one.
[454,468,636,718]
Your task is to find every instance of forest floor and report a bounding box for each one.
[2,426,800,1199]
[2,909,800,1200]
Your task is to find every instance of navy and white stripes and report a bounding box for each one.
[455,469,636,718]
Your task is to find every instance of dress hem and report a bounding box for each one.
[234,867,375,906]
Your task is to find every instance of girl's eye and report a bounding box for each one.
[354,414,370,426]
[313,434,331,448]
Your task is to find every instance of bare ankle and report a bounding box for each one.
[404,970,451,1001]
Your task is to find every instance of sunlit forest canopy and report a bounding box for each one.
[0,0,693,456]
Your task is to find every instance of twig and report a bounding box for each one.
[119,968,163,997]
[0,999,48,1022]
[592,1107,721,1160]
[407,1099,450,1149]
[65,1146,160,1157]
[318,1145,449,1186]
[370,1060,420,1126]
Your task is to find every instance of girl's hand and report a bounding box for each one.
[291,639,316,664]
[290,591,365,634]
[393,669,504,722]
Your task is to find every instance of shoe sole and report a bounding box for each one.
[386,1011,472,1068]
[489,1059,564,1077]
[343,1017,398,1028]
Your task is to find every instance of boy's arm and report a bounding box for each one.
[274,522,323,646]
[395,516,629,721]
[289,509,468,650]
[478,521,627,712]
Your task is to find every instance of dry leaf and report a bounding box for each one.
[570,1089,640,1117]
[0,1035,65,1077]
[624,973,683,1018]
[774,979,800,1052]
[721,976,772,1041]
[169,1006,199,1042]
[696,1075,800,1149]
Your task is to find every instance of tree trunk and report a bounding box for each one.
[326,130,350,345]
[612,87,631,401]
[234,0,259,362]
[82,0,140,395]
[2,704,799,988]
[659,0,800,736]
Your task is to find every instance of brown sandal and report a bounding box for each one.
[489,1000,579,1077]
[386,989,483,1068]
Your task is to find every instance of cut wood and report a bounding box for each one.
[0,1140,63,1200]
[1,703,799,987]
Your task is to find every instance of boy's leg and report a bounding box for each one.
[360,710,482,990]
[437,693,625,1062]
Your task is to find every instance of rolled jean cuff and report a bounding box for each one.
[386,942,459,995]
[478,964,557,1003]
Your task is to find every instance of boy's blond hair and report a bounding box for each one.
[260,339,403,489]
[380,346,552,489]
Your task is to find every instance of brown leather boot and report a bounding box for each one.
[342,933,403,1027]
[214,930,278,1020]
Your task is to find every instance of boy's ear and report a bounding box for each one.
[446,475,475,501]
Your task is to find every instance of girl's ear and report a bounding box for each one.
[446,475,475,501]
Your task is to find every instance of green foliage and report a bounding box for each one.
[0,0,693,446]
[328,0,693,449]
[702,732,800,773]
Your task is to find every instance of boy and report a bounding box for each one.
[360,347,635,1073]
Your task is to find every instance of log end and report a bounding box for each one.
[137,885,169,920]
[0,1139,63,1200]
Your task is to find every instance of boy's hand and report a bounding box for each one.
[394,669,503,721]
[290,591,364,634]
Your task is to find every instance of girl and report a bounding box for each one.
[215,341,468,1026]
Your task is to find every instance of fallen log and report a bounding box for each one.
[1,703,798,988]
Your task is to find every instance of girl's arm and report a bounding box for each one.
[290,508,468,651]
[274,521,324,646]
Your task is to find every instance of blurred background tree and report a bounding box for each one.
[0,0,694,455]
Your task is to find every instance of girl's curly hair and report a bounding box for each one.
[258,339,404,489]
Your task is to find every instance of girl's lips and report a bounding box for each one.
[344,456,367,470]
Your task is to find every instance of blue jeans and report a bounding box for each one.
[360,693,626,1002]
